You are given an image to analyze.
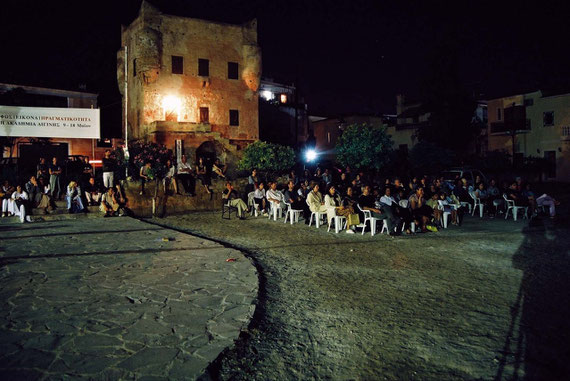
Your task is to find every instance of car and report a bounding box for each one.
[440,167,487,187]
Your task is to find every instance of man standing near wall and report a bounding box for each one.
[102,150,115,189]
[49,157,62,200]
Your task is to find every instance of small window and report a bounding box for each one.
[543,111,554,126]
[199,107,209,123]
[228,62,238,79]
[497,108,502,121]
[198,58,209,76]
[524,98,534,106]
[133,59,137,77]
[172,56,183,74]
[229,109,239,126]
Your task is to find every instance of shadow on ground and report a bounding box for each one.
[497,216,570,380]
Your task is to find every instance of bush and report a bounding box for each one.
[237,141,296,173]
[128,141,174,179]
[336,123,393,170]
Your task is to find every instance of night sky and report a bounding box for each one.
[2,0,570,137]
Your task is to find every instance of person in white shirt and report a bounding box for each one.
[253,182,268,215]
[266,182,285,211]
[66,181,85,213]
[176,155,195,196]
[10,185,32,223]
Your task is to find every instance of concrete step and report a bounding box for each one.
[0,205,101,224]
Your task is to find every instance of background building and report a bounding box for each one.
[118,1,261,166]
[487,90,570,181]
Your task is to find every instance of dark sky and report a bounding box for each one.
[2,0,570,133]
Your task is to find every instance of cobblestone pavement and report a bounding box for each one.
[0,217,258,380]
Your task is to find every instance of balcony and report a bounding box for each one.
[146,121,212,135]
[490,105,531,135]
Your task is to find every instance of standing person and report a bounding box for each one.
[139,162,153,196]
[36,157,49,182]
[196,157,212,195]
[81,156,93,186]
[49,157,63,200]
[222,182,248,219]
[177,155,195,196]
[102,150,116,189]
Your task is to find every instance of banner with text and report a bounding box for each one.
[0,106,100,139]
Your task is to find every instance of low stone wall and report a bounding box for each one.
[122,176,247,217]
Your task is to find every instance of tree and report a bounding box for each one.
[237,141,296,174]
[336,123,393,170]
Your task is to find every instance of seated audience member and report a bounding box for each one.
[486,179,502,216]
[322,169,333,185]
[9,185,32,223]
[38,177,55,212]
[25,176,42,207]
[266,182,285,211]
[253,182,268,215]
[196,156,212,195]
[66,181,85,213]
[474,175,484,190]
[177,155,196,196]
[300,169,311,184]
[288,170,299,186]
[163,159,179,195]
[1,180,15,216]
[84,177,102,206]
[380,187,412,234]
[535,193,560,219]
[211,158,227,179]
[324,185,343,226]
[359,185,400,235]
[452,179,470,204]
[306,183,328,224]
[426,193,442,227]
[339,186,361,233]
[439,192,459,225]
[284,180,306,212]
[336,172,350,194]
[506,181,536,214]
[222,181,248,219]
[115,184,127,208]
[297,180,311,199]
[409,187,432,232]
[100,187,125,217]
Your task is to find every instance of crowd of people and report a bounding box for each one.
[1,150,129,222]
[237,166,561,235]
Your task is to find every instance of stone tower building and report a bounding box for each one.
[117,1,261,164]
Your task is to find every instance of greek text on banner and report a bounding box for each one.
[0,106,100,139]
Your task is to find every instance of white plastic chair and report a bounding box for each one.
[284,202,302,224]
[268,201,283,221]
[306,198,325,228]
[357,204,382,236]
[437,200,452,228]
[469,191,484,218]
[326,207,346,233]
[247,192,259,217]
[503,194,528,221]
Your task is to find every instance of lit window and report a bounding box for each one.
[280,94,287,103]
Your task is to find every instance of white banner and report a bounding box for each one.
[0,106,100,139]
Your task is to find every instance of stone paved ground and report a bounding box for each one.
[155,208,570,381]
[0,217,258,380]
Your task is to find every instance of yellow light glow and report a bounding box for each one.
[162,95,181,112]
[280,94,287,103]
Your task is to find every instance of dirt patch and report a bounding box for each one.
[150,211,570,380]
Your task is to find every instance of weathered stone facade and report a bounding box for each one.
[117,1,261,164]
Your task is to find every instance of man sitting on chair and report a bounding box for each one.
[266,182,285,211]
[359,185,400,236]
[222,182,247,220]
